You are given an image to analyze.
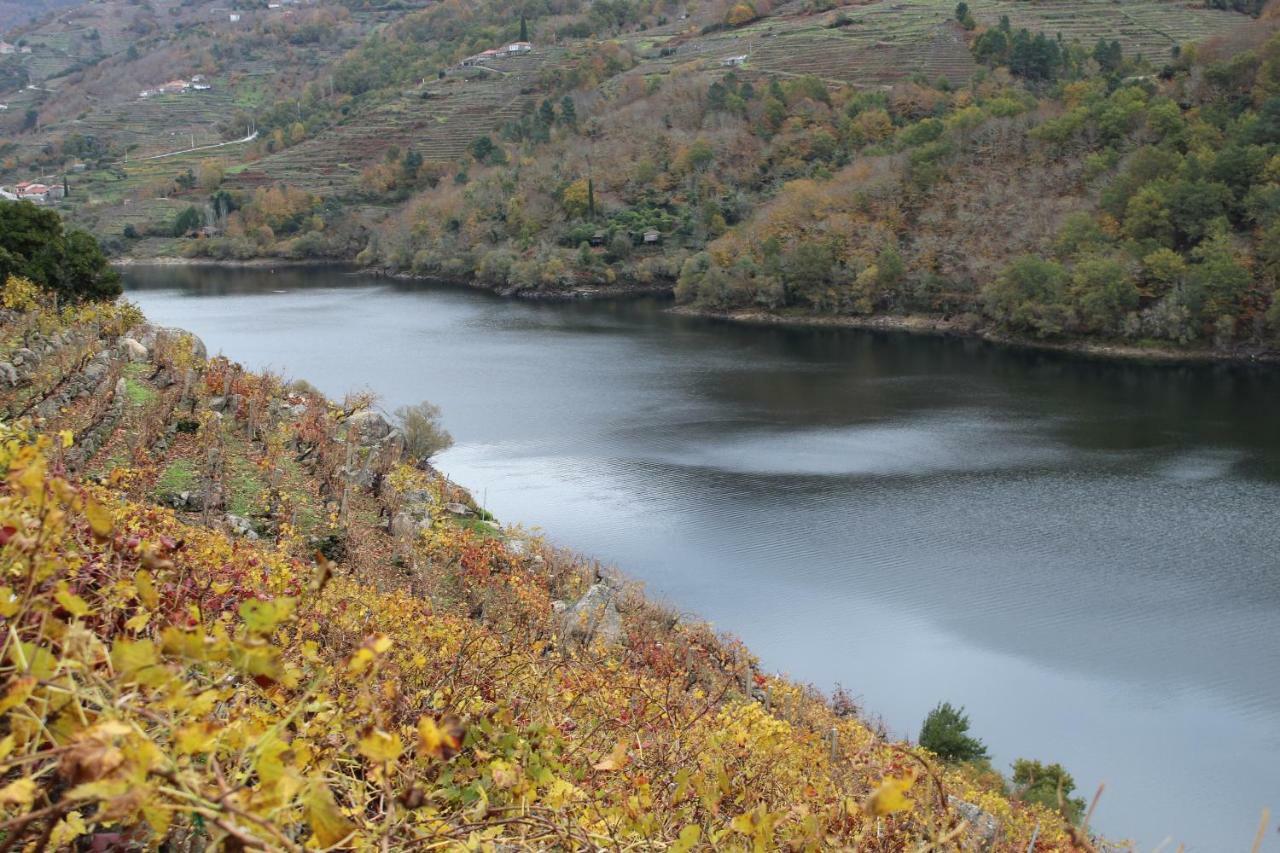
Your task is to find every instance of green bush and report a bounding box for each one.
[0,200,121,302]
[918,702,988,763]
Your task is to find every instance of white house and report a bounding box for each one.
[721,54,748,67]
[0,41,14,55]
[507,42,533,54]
[229,12,241,22]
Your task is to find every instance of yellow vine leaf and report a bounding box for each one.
[59,429,74,448]
[0,586,19,618]
[55,582,91,618]
[593,739,629,772]
[306,781,356,847]
[417,715,462,761]
[358,729,403,763]
[0,777,37,806]
[862,769,917,817]
[238,597,296,635]
[134,570,158,610]
[671,824,702,853]
[84,496,113,540]
[0,676,36,714]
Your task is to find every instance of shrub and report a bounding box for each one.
[396,400,454,462]
[918,702,988,763]
[1011,759,1086,823]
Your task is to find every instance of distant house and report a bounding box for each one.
[70,162,87,173]
[0,104,7,112]
[229,12,241,22]
[158,80,191,95]
[721,54,748,67]
[0,41,14,55]
[589,231,606,247]
[642,229,661,245]
[506,42,533,54]
[10,182,56,204]
[19,45,31,54]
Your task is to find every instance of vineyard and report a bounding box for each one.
[623,0,1244,86]
[0,282,1089,849]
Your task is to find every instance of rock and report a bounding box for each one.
[564,583,624,645]
[12,347,34,367]
[122,338,148,362]
[444,502,472,517]
[0,362,16,386]
[391,510,431,540]
[954,801,999,851]
[207,396,227,412]
[224,514,259,540]
[347,410,392,443]
[82,361,108,382]
[552,600,567,613]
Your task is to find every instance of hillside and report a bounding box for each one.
[0,0,81,35]
[0,249,1102,848]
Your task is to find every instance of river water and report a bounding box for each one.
[122,264,1280,850]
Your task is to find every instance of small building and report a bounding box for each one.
[12,182,55,204]
[506,42,533,54]
[721,54,748,67]
[70,162,87,173]
[642,229,661,245]
[589,231,606,247]
[0,41,14,55]
[0,104,8,112]
[229,12,241,22]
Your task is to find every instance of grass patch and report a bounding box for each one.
[155,459,197,497]
[123,377,156,406]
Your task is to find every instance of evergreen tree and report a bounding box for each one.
[560,95,577,127]
[520,13,528,41]
[918,703,988,763]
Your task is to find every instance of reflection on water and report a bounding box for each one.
[124,264,1280,850]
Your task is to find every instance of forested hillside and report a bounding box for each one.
[0,213,1095,849]
[2,0,1274,354]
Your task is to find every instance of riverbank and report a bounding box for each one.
[116,255,1278,366]
[671,306,1280,367]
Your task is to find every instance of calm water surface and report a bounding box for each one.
[123,265,1280,850]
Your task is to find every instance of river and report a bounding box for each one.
[122,264,1280,850]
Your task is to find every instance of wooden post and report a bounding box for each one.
[829,728,838,765]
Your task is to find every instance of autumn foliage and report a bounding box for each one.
[0,298,1082,849]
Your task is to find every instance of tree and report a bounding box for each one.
[918,703,988,763]
[520,13,528,41]
[1070,255,1138,332]
[562,178,591,218]
[982,255,1071,336]
[1011,759,1086,823]
[560,95,577,128]
[172,206,204,237]
[538,99,556,127]
[0,200,120,302]
[395,401,453,462]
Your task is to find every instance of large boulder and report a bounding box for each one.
[347,410,393,444]
[564,582,624,645]
[953,801,999,851]
[121,338,148,362]
[0,362,17,387]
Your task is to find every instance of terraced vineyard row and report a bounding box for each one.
[64,91,241,159]
[226,74,541,193]
[635,0,1246,88]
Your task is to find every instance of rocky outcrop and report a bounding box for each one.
[953,801,999,851]
[562,577,624,645]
